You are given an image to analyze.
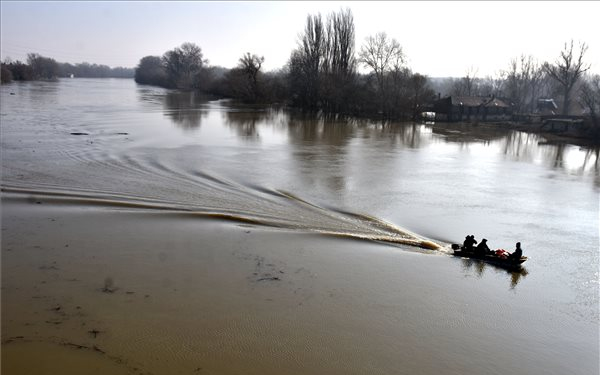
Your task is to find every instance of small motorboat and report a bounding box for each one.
[451,244,527,268]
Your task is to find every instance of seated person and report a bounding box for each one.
[509,242,523,262]
[475,238,491,255]
[462,235,477,252]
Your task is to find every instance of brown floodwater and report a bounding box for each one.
[1,79,598,374]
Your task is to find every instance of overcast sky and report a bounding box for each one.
[1,1,598,78]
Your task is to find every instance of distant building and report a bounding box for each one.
[432,96,512,122]
[537,98,588,117]
[536,98,558,115]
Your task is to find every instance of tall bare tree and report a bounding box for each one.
[321,8,356,113]
[323,8,356,77]
[504,55,546,113]
[527,62,544,113]
[543,40,590,115]
[287,14,326,110]
[359,32,404,113]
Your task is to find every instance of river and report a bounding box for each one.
[1,78,598,375]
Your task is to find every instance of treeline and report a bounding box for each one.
[431,42,598,120]
[135,9,436,120]
[134,8,599,123]
[1,53,134,83]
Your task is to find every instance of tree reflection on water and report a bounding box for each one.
[459,257,529,289]
[136,92,600,188]
[221,104,282,140]
[162,91,208,130]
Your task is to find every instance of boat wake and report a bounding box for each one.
[2,175,440,251]
[2,139,441,250]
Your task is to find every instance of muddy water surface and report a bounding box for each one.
[1,79,598,374]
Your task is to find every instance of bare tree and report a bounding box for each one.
[527,62,544,113]
[288,9,358,113]
[451,67,479,97]
[321,8,356,113]
[287,14,326,110]
[234,52,265,102]
[163,42,207,89]
[479,73,505,98]
[580,74,600,128]
[135,55,168,86]
[505,56,530,113]
[323,8,356,77]
[504,55,545,113]
[359,32,404,113]
[543,40,590,115]
[27,53,59,80]
[408,72,435,120]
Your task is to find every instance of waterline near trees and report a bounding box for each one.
[133,8,436,121]
[2,7,596,129]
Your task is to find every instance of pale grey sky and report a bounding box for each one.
[1,1,598,77]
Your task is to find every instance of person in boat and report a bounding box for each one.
[475,238,492,255]
[462,235,477,252]
[509,242,523,262]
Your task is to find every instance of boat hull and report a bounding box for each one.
[453,249,527,268]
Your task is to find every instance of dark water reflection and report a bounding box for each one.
[287,113,357,146]
[162,91,208,130]
[221,106,282,140]
[458,257,529,289]
[140,90,599,188]
[215,107,600,183]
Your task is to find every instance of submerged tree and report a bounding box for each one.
[321,8,357,113]
[358,32,407,117]
[1,62,13,83]
[27,53,59,80]
[163,42,207,89]
[134,55,168,86]
[359,32,404,111]
[543,40,590,115]
[224,53,265,102]
[239,52,265,101]
[283,9,359,113]
[287,13,327,110]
